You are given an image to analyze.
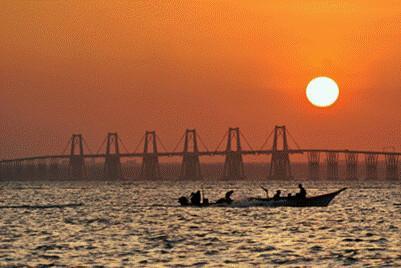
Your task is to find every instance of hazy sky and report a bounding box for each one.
[1,1,400,159]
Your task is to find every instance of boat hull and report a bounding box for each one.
[245,188,347,207]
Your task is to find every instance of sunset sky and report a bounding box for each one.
[1,1,400,159]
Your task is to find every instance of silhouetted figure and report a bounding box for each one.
[261,186,269,198]
[178,196,189,206]
[216,190,234,204]
[297,184,307,199]
[273,190,281,200]
[190,191,201,206]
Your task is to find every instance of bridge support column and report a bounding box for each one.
[180,129,202,180]
[365,153,378,180]
[68,134,87,179]
[345,152,358,179]
[104,133,122,179]
[307,152,320,180]
[141,131,160,180]
[23,161,35,179]
[223,128,245,179]
[37,160,48,179]
[49,159,60,179]
[326,152,339,180]
[269,126,292,179]
[385,155,399,180]
[15,160,24,179]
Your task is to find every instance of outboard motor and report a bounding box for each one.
[178,196,189,206]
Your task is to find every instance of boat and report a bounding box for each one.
[246,188,347,207]
[178,188,346,208]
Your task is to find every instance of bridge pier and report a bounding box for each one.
[385,155,399,180]
[49,159,60,179]
[223,128,245,180]
[307,152,320,180]
[15,160,24,179]
[180,129,202,180]
[326,152,339,180]
[37,160,48,179]
[104,133,122,179]
[345,152,358,179]
[269,126,292,179]
[141,131,161,180]
[365,153,378,180]
[68,134,87,179]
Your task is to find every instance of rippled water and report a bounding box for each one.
[0,179,400,267]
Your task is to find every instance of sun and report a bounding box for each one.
[306,77,339,107]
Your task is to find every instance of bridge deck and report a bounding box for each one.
[1,149,400,163]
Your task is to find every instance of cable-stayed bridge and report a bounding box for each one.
[0,126,400,180]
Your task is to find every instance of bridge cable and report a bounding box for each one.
[95,137,107,154]
[214,131,228,152]
[172,133,185,153]
[286,129,301,150]
[240,131,254,151]
[259,129,274,150]
[197,133,210,152]
[82,137,93,154]
[61,137,72,155]
[156,135,169,152]
[133,135,145,153]
[118,136,131,154]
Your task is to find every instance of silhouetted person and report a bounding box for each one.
[273,190,281,200]
[297,184,306,199]
[190,191,201,206]
[216,190,234,204]
[178,196,189,206]
[261,186,269,198]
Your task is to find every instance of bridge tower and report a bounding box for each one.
[365,153,378,180]
[385,154,399,180]
[140,131,161,180]
[180,129,202,180]
[326,152,339,179]
[345,152,358,179]
[68,134,87,179]
[104,133,122,179]
[269,126,292,179]
[223,127,245,179]
[307,152,320,180]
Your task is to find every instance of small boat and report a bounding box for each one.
[178,188,346,208]
[247,188,347,207]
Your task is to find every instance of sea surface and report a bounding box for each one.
[0,179,400,267]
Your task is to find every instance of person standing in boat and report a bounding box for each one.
[273,190,281,200]
[297,184,307,199]
[190,190,202,206]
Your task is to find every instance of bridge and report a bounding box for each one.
[0,126,400,180]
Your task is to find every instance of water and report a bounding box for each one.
[0,180,400,267]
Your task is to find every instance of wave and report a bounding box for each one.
[0,203,83,209]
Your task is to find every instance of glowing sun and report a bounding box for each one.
[306,77,339,107]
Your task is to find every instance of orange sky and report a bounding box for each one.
[0,1,400,159]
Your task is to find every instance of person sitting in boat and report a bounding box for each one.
[178,196,189,206]
[273,190,281,200]
[190,190,202,206]
[296,184,307,199]
[216,190,234,204]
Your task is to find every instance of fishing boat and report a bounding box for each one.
[246,188,347,207]
[178,188,346,208]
